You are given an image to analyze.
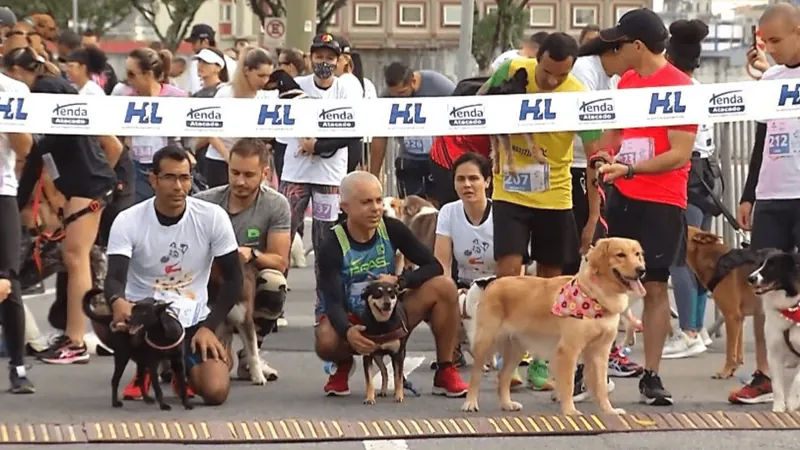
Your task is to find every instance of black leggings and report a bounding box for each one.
[0,195,26,367]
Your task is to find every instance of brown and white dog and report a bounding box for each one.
[685,226,764,379]
[383,195,438,274]
[461,238,646,415]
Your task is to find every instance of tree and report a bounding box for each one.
[471,0,530,73]
[248,0,348,33]
[131,0,205,52]
[3,0,134,36]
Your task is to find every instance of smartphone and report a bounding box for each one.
[751,25,758,47]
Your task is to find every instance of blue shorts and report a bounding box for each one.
[184,325,202,371]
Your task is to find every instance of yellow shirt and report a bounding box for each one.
[490,58,587,210]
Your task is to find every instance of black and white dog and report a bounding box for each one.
[748,249,800,412]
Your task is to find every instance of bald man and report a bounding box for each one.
[314,172,468,398]
[730,2,800,407]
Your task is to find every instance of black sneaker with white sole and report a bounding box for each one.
[551,364,615,403]
[639,370,673,406]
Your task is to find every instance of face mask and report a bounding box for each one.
[312,61,335,79]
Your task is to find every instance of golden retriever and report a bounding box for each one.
[461,237,646,415]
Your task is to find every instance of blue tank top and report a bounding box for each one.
[332,220,396,317]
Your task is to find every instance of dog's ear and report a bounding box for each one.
[512,68,529,85]
[587,239,611,270]
[155,301,172,314]
[402,196,423,218]
[691,230,720,245]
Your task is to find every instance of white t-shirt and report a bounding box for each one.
[364,77,377,99]
[0,73,30,196]
[338,72,364,98]
[280,75,360,186]
[187,54,238,95]
[755,65,800,201]
[435,200,496,283]
[490,49,521,73]
[205,84,277,161]
[692,78,715,158]
[78,80,106,96]
[106,197,239,328]
[570,56,616,169]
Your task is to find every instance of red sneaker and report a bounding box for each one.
[433,364,468,397]
[324,360,354,396]
[122,372,151,400]
[171,375,196,399]
[729,370,773,404]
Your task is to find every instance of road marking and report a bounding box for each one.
[21,287,56,300]
[363,439,410,450]
[370,355,425,392]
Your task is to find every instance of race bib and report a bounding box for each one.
[41,153,60,181]
[766,120,800,157]
[153,289,199,329]
[347,280,370,316]
[130,136,166,162]
[617,138,655,165]
[502,164,550,193]
[312,192,340,221]
[402,136,433,156]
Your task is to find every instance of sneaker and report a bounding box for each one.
[519,352,533,366]
[21,282,45,296]
[433,364,468,397]
[9,365,35,394]
[699,328,713,347]
[552,364,615,403]
[608,347,644,378]
[324,359,355,396]
[171,375,196,399]
[639,370,673,406]
[728,370,773,404]
[510,367,523,388]
[527,359,554,391]
[123,372,152,400]
[662,331,707,359]
[37,335,90,365]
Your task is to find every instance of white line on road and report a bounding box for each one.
[363,439,410,450]
[370,355,425,393]
[22,287,56,300]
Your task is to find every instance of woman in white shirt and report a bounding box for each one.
[434,153,495,287]
[663,19,718,359]
[199,47,274,188]
[64,46,107,96]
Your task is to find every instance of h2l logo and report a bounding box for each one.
[0,97,28,121]
[124,101,163,124]
[778,84,800,107]
[649,92,686,115]
[258,104,296,126]
[389,103,426,125]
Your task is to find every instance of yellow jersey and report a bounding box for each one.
[488,58,588,210]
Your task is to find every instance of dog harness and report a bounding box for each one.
[780,304,800,358]
[348,312,409,345]
[329,220,396,318]
[144,314,186,351]
[551,278,606,320]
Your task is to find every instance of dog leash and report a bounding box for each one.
[145,328,186,351]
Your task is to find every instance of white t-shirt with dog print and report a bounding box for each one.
[435,200,496,283]
[106,197,239,328]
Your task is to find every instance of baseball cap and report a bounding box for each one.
[599,8,668,48]
[310,33,341,55]
[193,48,225,67]
[0,7,16,27]
[336,36,352,54]
[185,24,215,42]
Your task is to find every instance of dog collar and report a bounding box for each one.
[780,305,800,325]
[551,278,606,320]
[145,328,185,351]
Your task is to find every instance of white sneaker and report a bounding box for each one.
[699,328,713,346]
[290,234,307,268]
[662,331,707,359]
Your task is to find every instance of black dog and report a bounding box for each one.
[359,280,409,405]
[83,288,193,411]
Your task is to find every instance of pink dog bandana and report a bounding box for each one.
[551,278,606,320]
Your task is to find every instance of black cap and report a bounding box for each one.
[0,7,17,27]
[336,36,352,54]
[185,24,215,42]
[599,8,667,48]
[310,33,341,55]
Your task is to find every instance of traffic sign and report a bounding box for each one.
[263,17,287,50]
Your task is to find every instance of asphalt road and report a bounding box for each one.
[1,250,787,448]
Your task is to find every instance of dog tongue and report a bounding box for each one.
[632,279,647,297]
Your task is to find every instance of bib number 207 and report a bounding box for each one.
[503,173,532,192]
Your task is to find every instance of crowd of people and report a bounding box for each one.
[0,3,797,414]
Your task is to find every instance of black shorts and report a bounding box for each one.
[566,167,589,268]
[428,160,459,207]
[492,200,579,266]
[751,199,800,251]
[605,187,687,272]
[395,157,433,199]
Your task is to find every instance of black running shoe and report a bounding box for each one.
[9,365,35,394]
[639,370,673,406]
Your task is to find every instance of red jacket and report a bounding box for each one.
[429,135,491,169]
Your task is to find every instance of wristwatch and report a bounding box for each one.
[624,164,635,179]
[250,247,259,262]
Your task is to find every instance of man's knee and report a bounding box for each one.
[314,319,350,361]
[200,382,230,406]
[424,275,458,301]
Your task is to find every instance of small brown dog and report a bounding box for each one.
[685,226,763,379]
[462,238,646,415]
[359,280,409,405]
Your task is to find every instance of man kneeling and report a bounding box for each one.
[102,146,243,405]
[315,172,468,397]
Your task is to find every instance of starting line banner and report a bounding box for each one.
[1,79,799,138]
